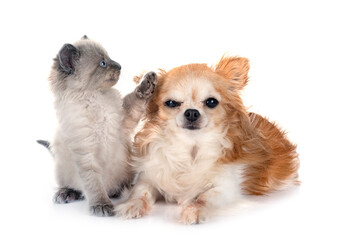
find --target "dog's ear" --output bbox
[215,56,249,90]
[58,44,80,74]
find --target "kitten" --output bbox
[48,36,157,216]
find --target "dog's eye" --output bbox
[100,60,107,68]
[165,100,181,108]
[205,98,219,108]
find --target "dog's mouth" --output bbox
[183,124,201,130]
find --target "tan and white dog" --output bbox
[116,56,299,224]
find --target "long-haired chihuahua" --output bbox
[116,56,299,224]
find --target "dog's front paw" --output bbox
[89,202,114,217]
[135,71,158,100]
[180,203,207,225]
[54,188,84,204]
[115,198,151,219]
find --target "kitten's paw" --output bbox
[54,188,84,204]
[180,203,207,225]
[135,71,158,100]
[115,198,151,219]
[89,202,114,217]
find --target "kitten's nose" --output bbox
[110,60,121,70]
[184,109,200,122]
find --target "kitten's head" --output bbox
[50,36,121,93]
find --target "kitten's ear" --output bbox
[215,56,249,90]
[82,35,88,39]
[58,44,80,74]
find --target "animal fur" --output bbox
[115,56,299,224]
[48,36,157,216]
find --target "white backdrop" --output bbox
[1,0,343,239]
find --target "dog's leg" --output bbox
[115,174,159,219]
[181,165,243,224]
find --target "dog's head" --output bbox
[146,56,249,134]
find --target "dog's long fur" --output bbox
[49,37,157,216]
[115,56,299,224]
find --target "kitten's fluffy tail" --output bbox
[36,140,51,152]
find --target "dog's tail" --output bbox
[37,140,51,152]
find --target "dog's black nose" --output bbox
[110,60,121,70]
[184,109,200,122]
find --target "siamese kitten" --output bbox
[48,36,157,216]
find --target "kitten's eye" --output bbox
[165,100,181,108]
[100,60,107,68]
[205,98,219,108]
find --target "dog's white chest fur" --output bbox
[137,127,233,204]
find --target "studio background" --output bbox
[1,1,343,239]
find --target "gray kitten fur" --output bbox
[48,37,157,216]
